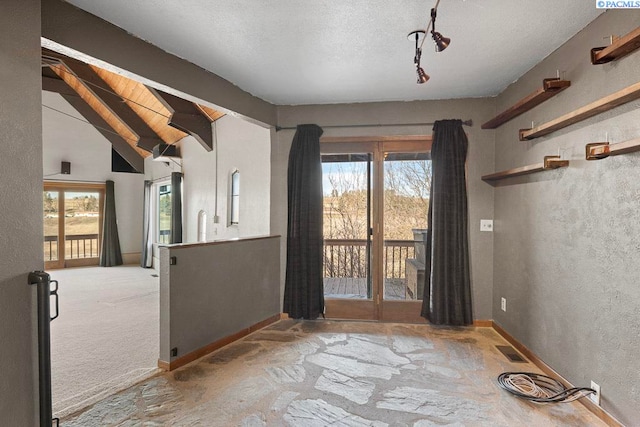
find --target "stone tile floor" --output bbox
[61,320,605,426]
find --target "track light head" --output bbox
[432,31,450,52]
[417,67,430,84]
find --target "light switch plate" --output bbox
[481,219,493,232]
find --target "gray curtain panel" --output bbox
[100,180,123,267]
[421,119,472,325]
[283,124,325,319]
[141,180,153,268]
[170,172,183,244]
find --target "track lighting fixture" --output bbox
[431,32,450,52]
[417,67,430,84]
[408,0,451,84]
[409,30,430,84]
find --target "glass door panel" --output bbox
[44,183,104,268]
[43,191,60,264]
[322,154,372,300]
[158,184,172,244]
[64,191,101,260]
[383,152,431,301]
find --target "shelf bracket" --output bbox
[586,137,640,160]
[586,142,610,160]
[591,27,640,65]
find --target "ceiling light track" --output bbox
[408,0,451,84]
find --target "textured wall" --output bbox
[181,115,271,243]
[0,0,41,424]
[159,237,281,363]
[492,11,640,425]
[273,99,496,319]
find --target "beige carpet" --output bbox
[60,319,604,426]
[49,265,160,418]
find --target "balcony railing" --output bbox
[44,234,100,261]
[323,239,416,279]
[159,229,170,244]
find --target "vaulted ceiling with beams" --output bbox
[42,49,225,172]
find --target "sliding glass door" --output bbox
[321,137,431,322]
[44,182,105,269]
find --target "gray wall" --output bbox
[159,237,281,363]
[492,11,640,425]
[273,100,496,320]
[0,0,41,424]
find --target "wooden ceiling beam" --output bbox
[148,86,214,151]
[41,66,145,172]
[42,75,77,96]
[43,49,163,153]
[63,95,145,173]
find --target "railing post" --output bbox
[28,271,59,426]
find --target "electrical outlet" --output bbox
[480,219,493,232]
[501,297,507,312]
[590,381,601,405]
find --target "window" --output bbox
[230,170,240,225]
[158,184,171,243]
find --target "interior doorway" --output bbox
[321,136,431,322]
[43,182,105,269]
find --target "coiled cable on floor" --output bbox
[497,372,595,403]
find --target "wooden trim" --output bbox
[44,181,106,190]
[520,81,640,141]
[158,313,281,371]
[492,322,623,427]
[481,78,571,129]
[380,301,427,323]
[591,27,640,65]
[325,299,375,320]
[157,359,170,371]
[482,156,569,182]
[472,319,493,327]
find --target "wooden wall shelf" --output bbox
[586,137,640,160]
[519,81,640,141]
[482,156,569,182]
[481,78,571,129]
[591,27,640,65]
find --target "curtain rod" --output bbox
[43,179,106,184]
[275,119,472,132]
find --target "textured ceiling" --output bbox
[64,0,603,105]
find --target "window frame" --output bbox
[229,169,240,226]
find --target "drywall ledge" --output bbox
[158,236,281,365]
